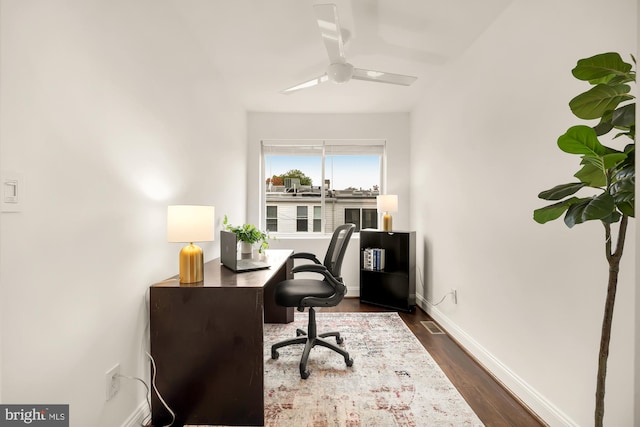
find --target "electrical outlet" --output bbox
[105,364,120,401]
[452,289,458,304]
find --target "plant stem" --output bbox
[595,215,628,427]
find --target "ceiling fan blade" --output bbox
[281,74,329,94]
[352,68,417,86]
[313,4,346,64]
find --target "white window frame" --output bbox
[260,139,387,235]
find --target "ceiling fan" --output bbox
[281,3,418,94]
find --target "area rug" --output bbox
[263,312,484,426]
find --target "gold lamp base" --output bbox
[382,213,393,231]
[179,243,204,284]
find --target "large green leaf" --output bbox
[610,162,635,217]
[601,211,622,224]
[611,103,635,127]
[564,193,615,228]
[593,119,614,136]
[569,84,632,120]
[617,202,634,217]
[580,152,627,171]
[533,198,579,224]
[603,152,628,168]
[558,125,607,155]
[538,182,586,200]
[574,164,606,187]
[580,155,604,171]
[571,52,633,81]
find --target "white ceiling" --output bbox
[169,0,512,113]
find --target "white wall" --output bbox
[0,1,247,426]
[410,0,636,426]
[247,113,411,295]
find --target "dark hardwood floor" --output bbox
[322,298,547,427]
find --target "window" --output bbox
[313,206,322,232]
[362,208,378,229]
[262,140,385,234]
[266,206,278,232]
[344,208,361,231]
[296,206,308,232]
[344,208,378,232]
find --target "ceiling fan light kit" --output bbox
[281,3,417,94]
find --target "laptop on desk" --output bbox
[220,230,271,273]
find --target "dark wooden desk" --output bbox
[149,249,294,427]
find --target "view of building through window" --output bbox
[262,142,384,233]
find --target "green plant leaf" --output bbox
[571,52,633,81]
[602,74,636,85]
[613,130,634,139]
[579,153,625,171]
[603,152,627,169]
[593,120,614,136]
[533,198,580,224]
[538,183,586,200]
[558,125,607,156]
[580,154,604,170]
[574,163,606,187]
[611,103,635,127]
[564,193,615,228]
[569,84,632,120]
[617,202,634,217]
[601,211,622,224]
[610,161,635,217]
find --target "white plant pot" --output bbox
[240,241,253,254]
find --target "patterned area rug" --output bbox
[263,312,484,426]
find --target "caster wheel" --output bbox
[300,369,310,379]
[296,329,305,336]
[336,336,344,345]
[271,350,279,360]
[346,358,354,367]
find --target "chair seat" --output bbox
[274,279,335,307]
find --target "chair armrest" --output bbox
[292,263,328,275]
[290,252,322,264]
[292,264,343,289]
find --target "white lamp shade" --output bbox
[377,195,398,213]
[167,205,215,243]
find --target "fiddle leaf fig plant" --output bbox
[533,52,634,427]
[223,215,271,253]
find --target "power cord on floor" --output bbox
[426,289,456,306]
[417,265,457,306]
[115,373,151,426]
[146,351,176,427]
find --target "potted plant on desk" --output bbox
[223,215,271,254]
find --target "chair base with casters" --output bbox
[271,306,354,379]
[269,223,356,379]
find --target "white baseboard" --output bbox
[121,400,150,427]
[416,294,577,427]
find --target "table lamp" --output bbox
[167,205,215,284]
[377,195,398,232]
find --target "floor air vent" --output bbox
[421,320,445,335]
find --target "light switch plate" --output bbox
[1,171,24,212]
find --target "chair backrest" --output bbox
[323,224,355,279]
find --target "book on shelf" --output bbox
[362,248,385,271]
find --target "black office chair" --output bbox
[270,223,356,379]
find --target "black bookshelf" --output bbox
[359,230,416,312]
